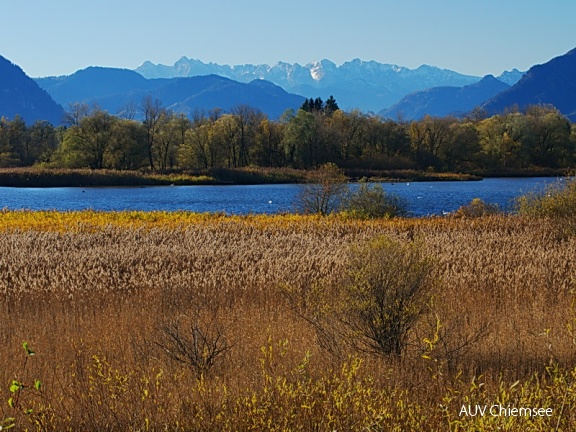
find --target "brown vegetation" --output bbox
[1,213,576,430]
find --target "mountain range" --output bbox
[35,68,305,120]
[136,57,523,112]
[1,49,576,126]
[380,49,576,121]
[482,47,576,120]
[380,75,511,120]
[0,55,64,125]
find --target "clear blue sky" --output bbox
[1,0,575,78]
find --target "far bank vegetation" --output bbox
[0,98,574,179]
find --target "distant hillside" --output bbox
[482,48,576,121]
[136,57,491,112]
[36,67,153,105]
[380,75,510,120]
[35,68,305,119]
[0,55,64,124]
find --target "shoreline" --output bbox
[0,167,568,188]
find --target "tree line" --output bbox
[0,96,575,173]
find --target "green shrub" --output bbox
[342,183,408,219]
[453,198,500,218]
[340,236,435,356]
[515,178,576,218]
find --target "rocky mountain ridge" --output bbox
[136,57,522,112]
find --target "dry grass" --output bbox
[1,212,576,430]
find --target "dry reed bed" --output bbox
[0,212,575,430]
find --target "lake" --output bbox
[0,177,561,217]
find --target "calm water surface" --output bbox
[0,177,561,217]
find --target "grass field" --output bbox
[1,211,575,430]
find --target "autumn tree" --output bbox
[107,120,147,170]
[293,162,347,215]
[524,105,572,167]
[6,115,29,166]
[231,105,264,167]
[253,118,285,167]
[0,116,21,166]
[439,122,481,171]
[477,113,527,169]
[328,109,363,161]
[282,109,330,168]
[214,114,239,168]
[181,110,225,170]
[421,115,455,169]
[141,96,168,170]
[58,106,117,169]
[408,120,427,167]
[154,113,183,170]
[28,120,58,165]
[367,117,410,160]
[63,102,90,127]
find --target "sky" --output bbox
[1,0,575,78]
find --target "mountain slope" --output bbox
[482,48,576,120]
[36,67,154,105]
[35,68,305,119]
[380,75,510,120]
[0,55,64,124]
[135,57,484,112]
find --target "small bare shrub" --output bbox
[155,313,232,377]
[281,280,346,360]
[293,163,347,215]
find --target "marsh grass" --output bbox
[515,178,576,218]
[0,166,310,187]
[0,212,575,430]
[0,167,219,187]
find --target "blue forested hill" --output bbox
[482,48,576,121]
[0,55,64,124]
[35,68,305,119]
[380,75,510,120]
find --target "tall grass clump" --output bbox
[515,178,576,238]
[341,183,408,219]
[516,178,576,218]
[452,198,500,218]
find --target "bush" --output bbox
[339,236,435,356]
[452,198,500,218]
[515,178,576,218]
[293,163,347,215]
[342,183,408,219]
[155,313,232,377]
